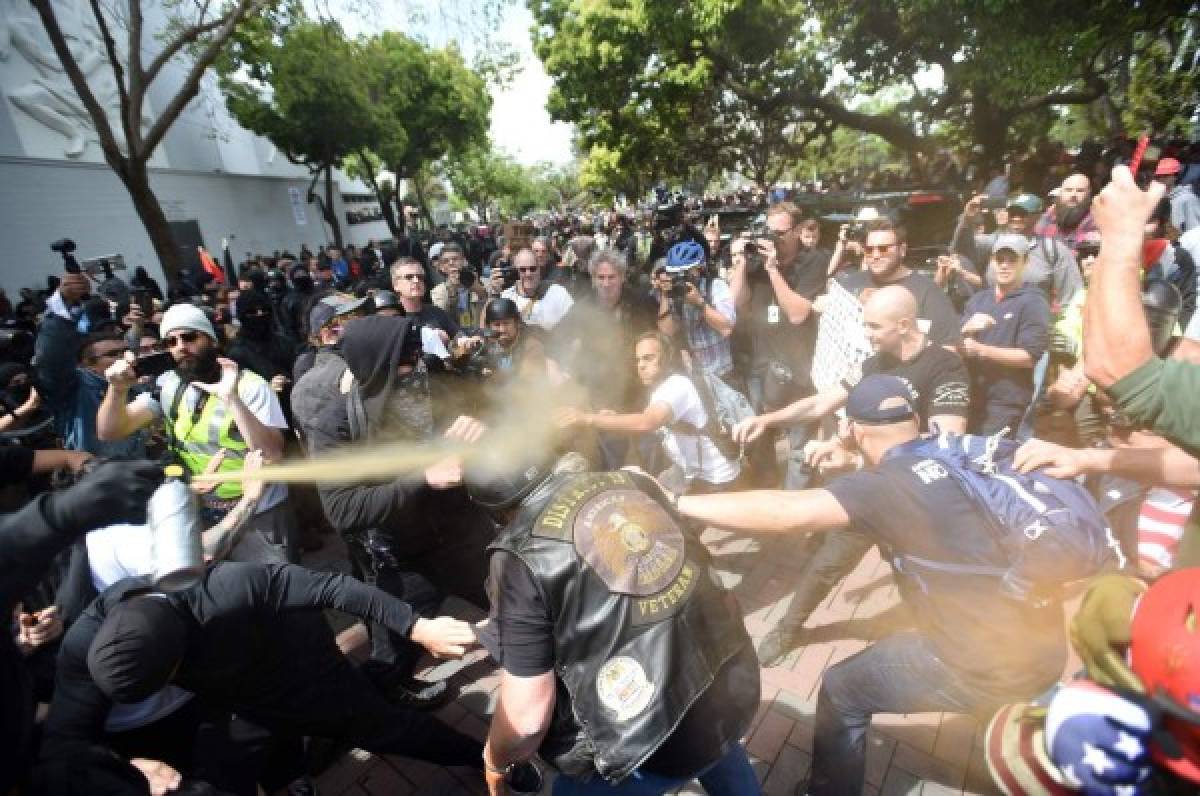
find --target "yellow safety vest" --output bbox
[161,371,264,500]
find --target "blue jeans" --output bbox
[551,742,760,795]
[809,633,990,795]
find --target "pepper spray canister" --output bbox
[148,465,205,591]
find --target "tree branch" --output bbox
[141,0,270,159]
[142,12,229,91]
[87,0,133,147]
[127,0,145,148]
[29,0,126,167]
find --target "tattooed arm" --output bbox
[199,450,267,562]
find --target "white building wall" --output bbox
[0,1,390,295]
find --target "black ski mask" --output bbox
[236,291,274,341]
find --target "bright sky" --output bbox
[329,0,575,167]
[487,5,576,167]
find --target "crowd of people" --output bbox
[1,137,1200,796]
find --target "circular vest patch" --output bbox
[573,488,685,596]
[596,656,655,722]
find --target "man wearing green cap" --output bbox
[954,191,1083,310]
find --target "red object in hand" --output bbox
[1142,239,1168,271]
[1130,135,1150,176]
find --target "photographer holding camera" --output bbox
[656,240,736,379]
[729,202,829,488]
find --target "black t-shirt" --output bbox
[846,342,970,431]
[488,547,757,779]
[825,453,1065,699]
[837,269,962,346]
[744,250,829,381]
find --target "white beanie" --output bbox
[160,303,217,341]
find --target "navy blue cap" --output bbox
[846,374,917,425]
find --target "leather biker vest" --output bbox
[489,470,753,783]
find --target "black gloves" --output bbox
[45,460,163,535]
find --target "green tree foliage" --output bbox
[356,33,492,237]
[530,0,1197,186]
[220,19,373,247]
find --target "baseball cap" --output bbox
[992,234,1030,256]
[160,302,217,341]
[1155,157,1183,177]
[845,374,917,425]
[308,294,368,332]
[1006,194,1044,215]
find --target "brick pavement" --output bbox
[313,529,1010,796]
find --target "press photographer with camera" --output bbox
[655,240,737,380]
[729,202,829,488]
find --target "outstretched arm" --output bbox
[677,488,850,535]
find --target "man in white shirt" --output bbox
[96,303,294,563]
[501,248,574,331]
[556,332,741,493]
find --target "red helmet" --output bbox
[1130,568,1200,783]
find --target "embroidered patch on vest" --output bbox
[631,560,699,626]
[596,656,655,722]
[573,488,685,596]
[532,472,629,541]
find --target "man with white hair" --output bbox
[96,303,295,563]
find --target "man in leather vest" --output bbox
[467,448,761,795]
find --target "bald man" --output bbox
[743,285,972,666]
[1035,172,1098,252]
[733,285,970,448]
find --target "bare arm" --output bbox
[1084,166,1166,389]
[773,386,849,426]
[1015,437,1200,488]
[965,341,1036,369]
[572,401,674,435]
[728,245,750,309]
[484,670,556,784]
[677,488,850,535]
[96,378,156,441]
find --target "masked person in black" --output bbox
[279,264,314,344]
[298,315,495,709]
[469,448,761,795]
[0,460,162,794]
[37,562,483,795]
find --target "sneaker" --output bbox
[756,627,802,667]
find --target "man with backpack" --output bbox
[742,285,973,666]
[674,374,1118,795]
[556,331,743,494]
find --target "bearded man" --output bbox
[1034,173,1098,254]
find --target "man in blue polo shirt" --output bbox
[959,233,1050,435]
[674,375,1066,795]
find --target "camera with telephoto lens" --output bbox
[51,238,81,273]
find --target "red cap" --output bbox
[1156,157,1183,176]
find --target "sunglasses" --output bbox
[517,266,540,274]
[163,330,202,349]
[396,273,425,282]
[864,243,898,255]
